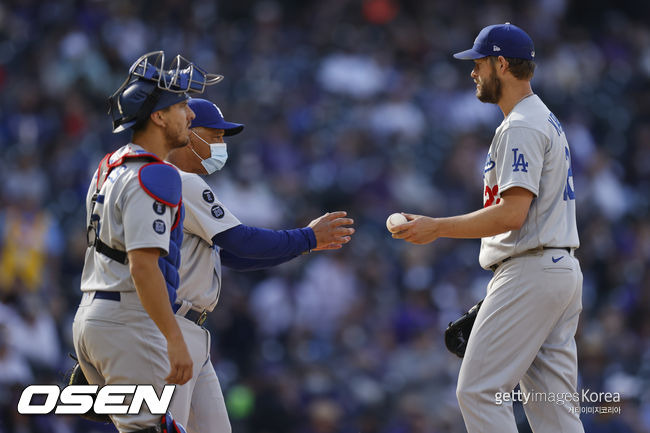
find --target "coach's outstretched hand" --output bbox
[308,211,355,251]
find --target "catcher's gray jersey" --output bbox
[175,170,240,311]
[479,94,579,269]
[80,144,176,293]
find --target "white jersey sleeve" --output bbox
[175,170,241,311]
[121,177,174,254]
[181,171,240,243]
[493,126,546,197]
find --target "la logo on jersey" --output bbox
[511,148,528,172]
[17,384,175,415]
[484,153,495,173]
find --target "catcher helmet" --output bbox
[109,51,223,133]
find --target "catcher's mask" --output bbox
[108,51,223,133]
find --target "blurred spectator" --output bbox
[294,255,359,336]
[6,294,61,371]
[0,160,63,296]
[0,324,32,386]
[302,399,345,433]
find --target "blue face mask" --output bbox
[190,131,228,174]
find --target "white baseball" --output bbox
[386,213,408,233]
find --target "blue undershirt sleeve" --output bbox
[211,224,317,259]
[220,249,299,271]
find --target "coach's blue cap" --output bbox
[453,23,535,61]
[189,98,244,136]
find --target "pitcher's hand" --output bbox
[390,213,441,245]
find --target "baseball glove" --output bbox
[65,355,111,424]
[444,300,483,358]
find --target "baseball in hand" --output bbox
[386,213,408,233]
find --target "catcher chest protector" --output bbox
[86,148,184,306]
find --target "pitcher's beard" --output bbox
[477,62,502,104]
[477,74,502,104]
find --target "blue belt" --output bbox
[183,309,208,326]
[92,291,207,325]
[94,291,121,301]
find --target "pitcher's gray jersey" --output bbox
[479,95,579,270]
[80,144,176,293]
[459,95,585,433]
[175,170,240,311]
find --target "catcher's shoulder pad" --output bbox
[138,162,182,207]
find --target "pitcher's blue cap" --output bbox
[189,98,244,136]
[453,23,535,61]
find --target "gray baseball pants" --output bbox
[72,292,230,432]
[457,248,585,433]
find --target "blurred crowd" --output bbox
[0,0,649,432]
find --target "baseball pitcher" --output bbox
[391,23,584,433]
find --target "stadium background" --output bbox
[0,0,649,432]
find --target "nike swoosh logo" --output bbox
[552,256,564,263]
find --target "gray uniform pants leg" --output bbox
[186,360,231,433]
[73,293,169,433]
[169,319,231,433]
[456,251,584,433]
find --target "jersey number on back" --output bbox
[548,112,575,202]
[564,146,575,201]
